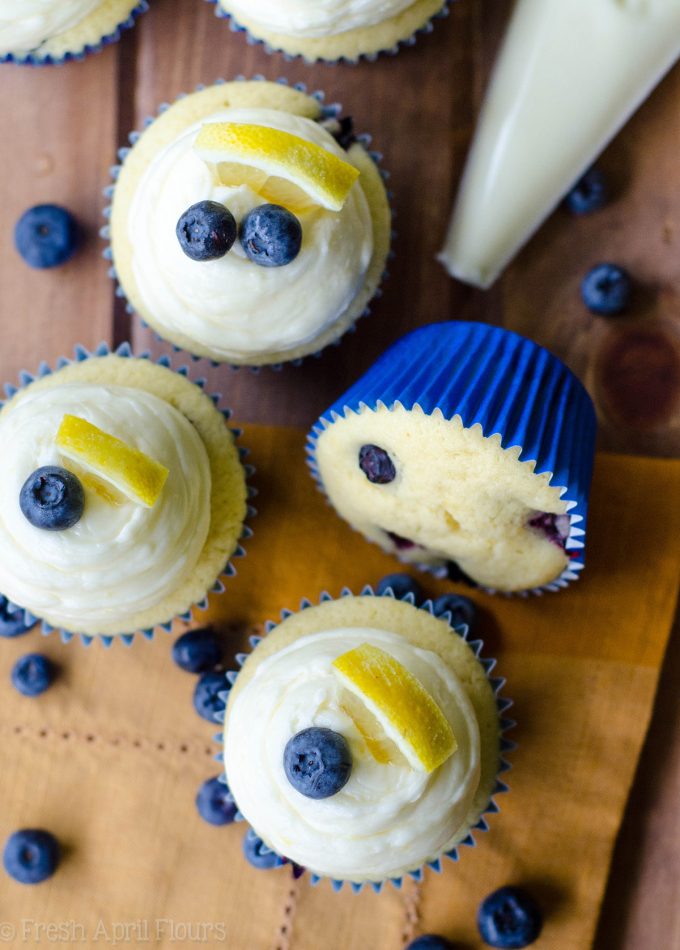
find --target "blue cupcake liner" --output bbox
[206,0,451,65]
[102,75,394,371]
[306,322,597,595]
[211,585,514,892]
[0,1,148,66]
[0,340,256,646]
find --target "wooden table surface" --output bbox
[0,1,679,947]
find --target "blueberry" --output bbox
[432,594,476,629]
[176,200,237,261]
[446,560,479,589]
[239,204,302,268]
[14,204,80,269]
[581,263,632,316]
[565,167,608,215]
[0,596,33,638]
[3,829,60,884]
[193,670,227,722]
[172,628,222,674]
[359,444,396,484]
[284,727,352,799]
[195,776,237,826]
[477,886,543,948]
[376,573,422,601]
[528,512,570,550]
[243,829,280,870]
[19,466,84,531]
[406,937,456,950]
[387,531,419,551]
[11,654,55,697]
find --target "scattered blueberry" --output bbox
[196,776,237,826]
[528,512,570,550]
[239,204,302,268]
[193,671,228,722]
[405,937,455,950]
[0,596,33,638]
[14,204,80,270]
[446,560,479,589]
[243,829,280,870]
[284,727,352,800]
[359,444,396,484]
[3,829,60,884]
[172,628,222,674]
[565,167,608,215]
[176,200,237,261]
[11,654,55,697]
[477,886,543,949]
[376,573,422,601]
[432,594,476,630]
[19,466,84,531]
[581,263,632,316]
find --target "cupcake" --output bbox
[307,322,596,593]
[210,0,448,63]
[222,590,508,886]
[0,0,148,65]
[108,79,391,366]
[0,345,249,642]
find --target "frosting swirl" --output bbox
[0,0,99,55]
[223,0,416,38]
[0,383,211,631]
[225,627,481,880]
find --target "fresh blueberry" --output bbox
[193,670,228,722]
[0,596,33,638]
[405,937,455,950]
[477,886,543,948]
[284,727,352,799]
[3,829,60,884]
[172,628,222,674]
[432,594,476,630]
[446,560,479,589]
[195,776,237,826]
[14,204,80,270]
[376,573,422,601]
[243,829,280,870]
[359,444,396,484]
[565,167,608,215]
[239,204,302,268]
[11,654,55,697]
[19,466,84,531]
[581,263,632,316]
[176,200,237,261]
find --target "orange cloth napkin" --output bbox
[0,425,678,950]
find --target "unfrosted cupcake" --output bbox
[0,346,249,642]
[108,79,391,366]
[210,0,448,63]
[307,322,597,593]
[222,591,507,886]
[0,0,148,64]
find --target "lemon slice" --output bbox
[332,643,457,773]
[56,415,169,509]
[194,122,360,212]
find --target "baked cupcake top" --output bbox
[0,0,99,55]
[223,0,417,38]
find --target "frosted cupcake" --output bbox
[0,0,147,64]
[108,80,391,366]
[210,0,448,63]
[307,322,596,593]
[222,591,507,886]
[0,347,249,642]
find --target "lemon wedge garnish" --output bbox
[332,643,457,773]
[56,415,169,509]
[194,122,360,212]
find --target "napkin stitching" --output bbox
[273,878,300,950]
[8,724,216,757]
[401,878,422,946]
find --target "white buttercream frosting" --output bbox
[225,627,481,880]
[222,0,415,37]
[0,383,211,631]
[0,0,100,55]
[128,107,373,362]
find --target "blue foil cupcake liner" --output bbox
[0,1,148,66]
[211,585,514,892]
[102,75,394,371]
[306,322,597,595]
[0,341,256,646]
[206,0,451,65]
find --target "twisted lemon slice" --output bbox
[56,415,169,509]
[194,122,360,213]
[332,643,457,773]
